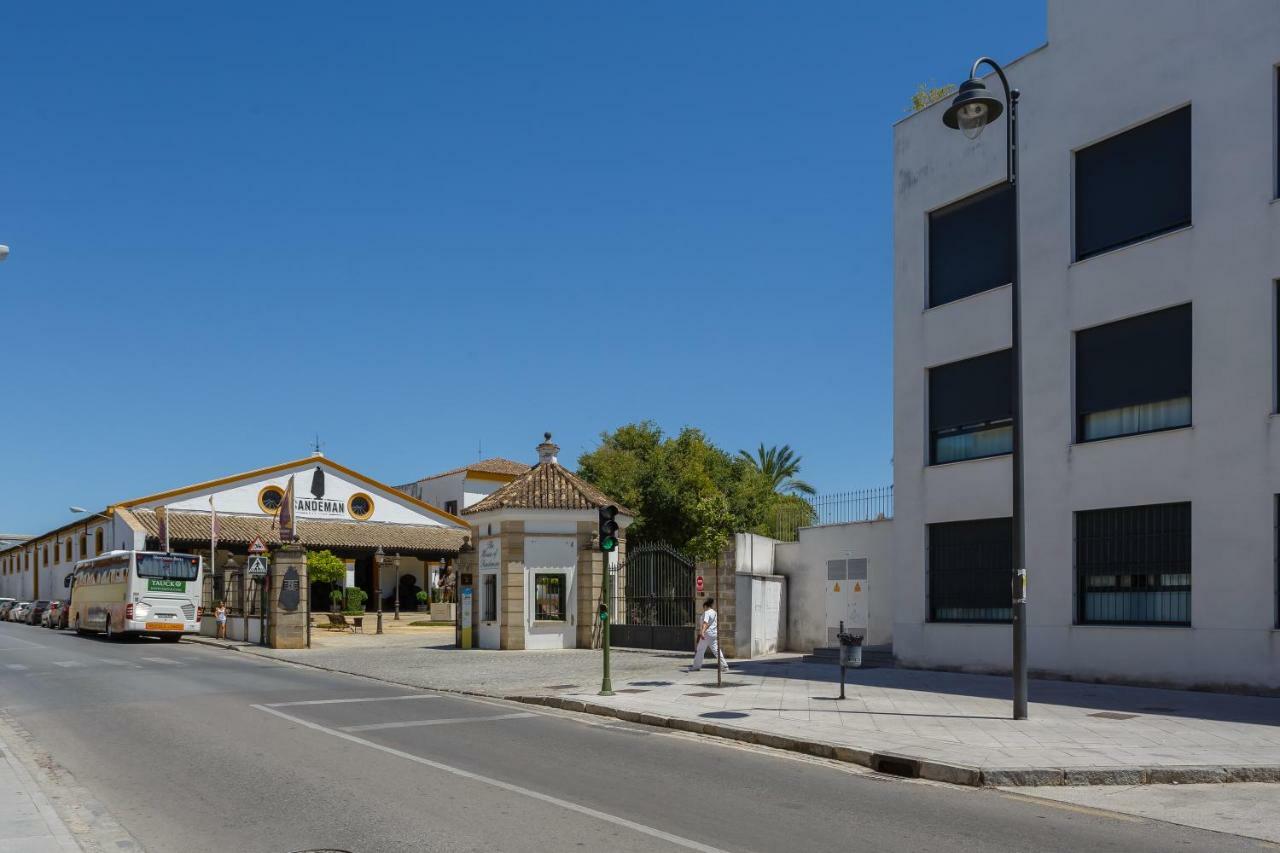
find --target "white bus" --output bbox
[69,550,203,641]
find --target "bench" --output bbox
[323,613,365,633]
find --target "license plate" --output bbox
[144,622,183,631]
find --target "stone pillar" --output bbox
[576,521,602,648]
[499,521,525,650]
[454,538,477,648]
[269,545,308,649]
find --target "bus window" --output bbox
[136,554,199,581]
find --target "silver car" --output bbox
[8,602,31,622]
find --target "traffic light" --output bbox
[598,505,619,552]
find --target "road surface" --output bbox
[0,621,1268,852]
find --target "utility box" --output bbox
[824,557,869,644]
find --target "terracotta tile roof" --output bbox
[462,461,632,515]
[132,510,466,554]
[406,457,530,484]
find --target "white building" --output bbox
[395,458,529,516]
[893,0,1280,689]
[0,454,467,607]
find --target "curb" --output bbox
[506,694,1280,788]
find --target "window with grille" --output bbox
[1075,106,1191,260]
[532,573,565,622]
[1076,304,1191,442]
[1075,502,1191,626]
[482,573,497,622]
[928,183,1014,307]
[929,350,1013,464]
[928,518,1012,622]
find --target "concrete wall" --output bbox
[893,0,1280,688]
[773,520,894,652]
[735,573,787,658]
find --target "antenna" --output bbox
[311,434,325,457]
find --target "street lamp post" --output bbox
[374,546,385,635]
[942,57,1028,721]
[393,553,401,621]
[69,507,114,551]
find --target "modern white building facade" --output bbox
[893,0,1280,689]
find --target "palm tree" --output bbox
[738,443,816,496]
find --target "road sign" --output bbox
[248,536,268,555]
[696,575,704,593]
[246,555,268,577]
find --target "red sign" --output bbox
[248,536,268,555]
[695,575,704,592]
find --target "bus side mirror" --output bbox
[64,575,72,588]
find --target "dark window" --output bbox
[445,500,459,515]
[1076,304,1191,441]
[1076,502,1190,625]
[929,349,1013,464]
[532,573,566,621]
[928,184,1014,307]
[482,573,497,622]
[1075,106,1191,260]
[928,518,1012,622]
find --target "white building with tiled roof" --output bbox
[0,453,467,608]
[394,457,529,516]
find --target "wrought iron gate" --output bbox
[610,541,697,651]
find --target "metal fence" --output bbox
[768,486,893,542]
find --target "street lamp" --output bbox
[374,546,385,635]
[70,506,114,552]
[392,553,401,621]
[942,56,1028,721]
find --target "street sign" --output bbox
[696,575,704,593]
[248,536,268,555]
[246,555,268,577]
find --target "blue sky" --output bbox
[0,2,1044,534]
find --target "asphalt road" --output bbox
[0,621,1269,853]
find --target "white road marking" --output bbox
[265,694,439,708]
[140,657,183,666]
[98,659,130,666]
[0,633,47,649]
[341,712,536,732]
[4,664,27,671]
[253,704,731,853]
[52,661,83,668]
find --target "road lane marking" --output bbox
[265,694,439,708]
[999,792,1143,822]
[0,634,47,649]
[253,704,730,853]
[52,661,84,668]
[4,664,27,671]
[341,712,536,732]
[98,659,129,666]
[140,657,183,666]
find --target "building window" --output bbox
[929,350,1013,464]
[348,493,375,521]
[444,500,459,516]
[532,573,566,621]
[928,518,1012,622]
[258,485,285,514]
[1075,106,1191,261]
[1076,304,1191,442]
[482,573,497,622]
[94,528,104,555]
[928,183,1014,307]
[1076,502,1191,625]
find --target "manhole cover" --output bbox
[685,691,722,698]
[1088,711,1138,720]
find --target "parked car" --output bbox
[8,602,31,622]
[0,600,16,620]
[54,601,70,630]
[42,601,66,628]
[26,600,52,626]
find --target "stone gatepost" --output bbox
[269,545,308,649]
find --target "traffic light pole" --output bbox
[599,548,614,696]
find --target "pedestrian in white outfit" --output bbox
[691,598,728,672]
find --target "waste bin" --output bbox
[837,631,863,668]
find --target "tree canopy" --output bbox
[907,82,957,114]
[738,443,815,495]
[576,422,815,553]
[305,549,346,586]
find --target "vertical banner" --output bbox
[156,506,170,553]
[209,496,219,577]
[278,475,297,542]
[460,586,473,649]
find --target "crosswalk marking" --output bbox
[98,658,130,666]
[140,657,183,666]
[52,661,83,668]
[340,712,537,732]
[4,664,27,671]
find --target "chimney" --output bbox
[536,432,559,465]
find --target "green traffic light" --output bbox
[601,535,617,552]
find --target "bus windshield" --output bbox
[136,554,199,581]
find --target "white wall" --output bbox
[893,0,1280,688]
[735,574,786,658]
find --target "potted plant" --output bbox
[343,587,368,614]
[329,589,344,612]
[415,590,429,613]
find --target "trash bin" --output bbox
[837,631,863,668]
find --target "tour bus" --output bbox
[68,550,203,640]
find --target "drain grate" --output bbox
[1088,711,1138,720]
[686,691,722,698]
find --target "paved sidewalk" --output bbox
[184,633,1280,787]
[0,716,81,852]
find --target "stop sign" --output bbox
[696,575,704,592]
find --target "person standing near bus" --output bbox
[214,600,227,639]
[690,598,728,672]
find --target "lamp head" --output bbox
[942,77,1004,139]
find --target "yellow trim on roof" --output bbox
[117,456,469,528]
[465,470,520,483]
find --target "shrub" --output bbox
[415,590,429,604]
[343,587,368,614]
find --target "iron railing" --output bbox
[768,486,893,542]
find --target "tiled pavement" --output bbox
[186,631,1280,786]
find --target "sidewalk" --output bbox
[183,633,1280,787]
[0,715,81,852]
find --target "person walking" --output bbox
[690,598,728,672]
[214,600,227,640]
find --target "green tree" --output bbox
[306,550,346,612]
[907,82,957,114]
[737,444,816,496]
